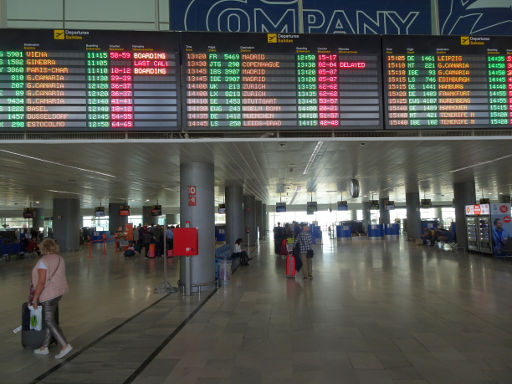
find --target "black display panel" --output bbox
[383,35,512,130]
[182,32,383,131]
[0,29,180,132]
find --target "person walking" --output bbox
[31,238,73,359]
[294,225,314,280]
[166,225,174,252]
[142,226,153,258]
[154,225,163,257]
[132,225,140,251]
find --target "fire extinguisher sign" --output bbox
[188,185,197,206]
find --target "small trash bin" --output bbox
[219,259,232,285]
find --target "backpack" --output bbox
[240,251,249,266]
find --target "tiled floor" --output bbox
[0,243,182,383]
[134,238,512,384]
[3,237,512,383]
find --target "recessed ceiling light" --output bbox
[35,201,40,204]
[145,199,150,202]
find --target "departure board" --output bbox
[383,35,512,129]
[182,32,382,131]
[0,29,179,131]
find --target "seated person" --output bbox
[124,241,137,257]
[233,238,249,266]
[421,227,434,245]
[433,227,455,243]
[26,238,40,256]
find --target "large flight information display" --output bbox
[383,35,512,129]
[182,32,382,131]
[3,29,512,134]
[0,29,179,131]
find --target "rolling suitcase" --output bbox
[286,253,295,278]
[21,302,59,348]
[147,243,156,258]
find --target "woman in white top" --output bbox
[233,238,249,266]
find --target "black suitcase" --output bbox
[21,302,59,348]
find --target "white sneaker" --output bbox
[55,344,73,359]
[33,347,49,355]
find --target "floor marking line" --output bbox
[29,292,172,384]
[123,287,218,384]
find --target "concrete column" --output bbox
[53,198,80,252]
[262,203,267,238]
[180,162,215,290]
[350,210,357,221]
[142,206,158,226]
[362,202,371,233]
[225,183,244,250]
[255,200,263,239]
[166,213,179,225]
[434,207,443,221]
[109,203,128,234]
[454,180,476,250]
[32,208,44,230]
[243,195,257,246]
[379,197,390,225]
[406,192,422,240]
[499,194,510,203]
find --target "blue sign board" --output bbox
[440,0,512,36]
[171,0,431,34]
[302,0,430,34]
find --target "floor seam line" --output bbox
[122,287,218,384]
[29,292,172,384]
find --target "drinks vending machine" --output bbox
[465,203,512,256]
[465,204,491,254]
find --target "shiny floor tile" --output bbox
[2,237,512,383]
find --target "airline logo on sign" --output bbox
[175,0,430,34]
[441,0,512,36]
[465,204,490,215]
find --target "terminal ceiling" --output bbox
[0,138,512,211]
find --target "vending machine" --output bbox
[477,215,492,254]
[466,215,479,252]
[465,204,491,254]
[465,203,512,256]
